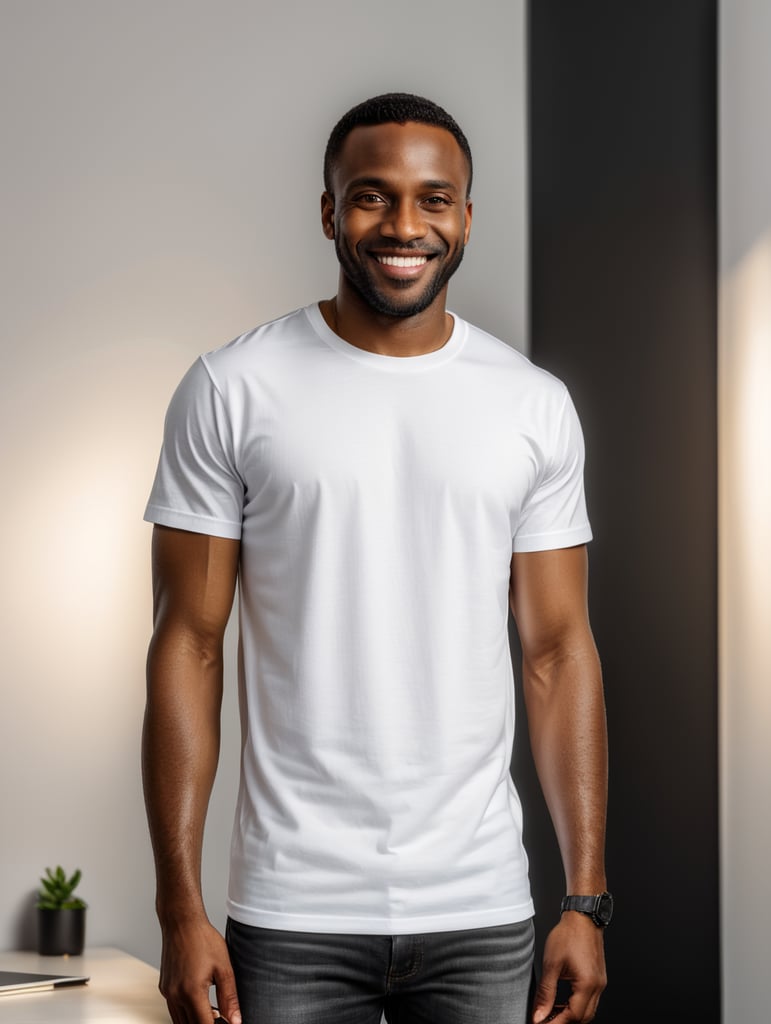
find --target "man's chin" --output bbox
[368,297,437,319]
[352,279,444,319]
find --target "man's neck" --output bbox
[320,282,454,358]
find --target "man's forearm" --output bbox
[142,629,224,923]
[523,638,607,893]
[142,623,243,1024]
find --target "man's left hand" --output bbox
[531,913,607,1023]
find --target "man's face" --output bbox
[322,122,472,318]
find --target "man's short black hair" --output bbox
[324,92,473,197]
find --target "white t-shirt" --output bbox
[145,303,592,935]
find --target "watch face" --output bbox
[595,892,613,926]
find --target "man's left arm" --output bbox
[509,545,608,1024]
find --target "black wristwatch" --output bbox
[560,891,614,928]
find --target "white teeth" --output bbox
[376,255,428,267]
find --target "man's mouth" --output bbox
[374,254,430,268]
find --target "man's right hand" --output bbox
[159,917,242,1024]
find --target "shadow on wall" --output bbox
[10,893,37,952]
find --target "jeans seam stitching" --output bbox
[387,940,423,984]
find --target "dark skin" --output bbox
[143,527,241,1024]
[510,546,608,1023]
[143,121,608,1024]
[319,122,472,355]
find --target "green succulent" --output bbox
[36,866,87,911]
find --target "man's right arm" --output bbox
[142,524,242,1024]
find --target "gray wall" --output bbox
[0,1,527,966]
[719,2,771,1020]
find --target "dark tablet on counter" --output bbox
[0,970,89,995]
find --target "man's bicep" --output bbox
[509,545,592,663]
[150,524,240,641]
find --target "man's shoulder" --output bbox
[203,305,316,371]
[457,315,568,397]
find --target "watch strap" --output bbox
[561,891,613,927]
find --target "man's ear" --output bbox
[321,192,335,239]
[463,199,473,246]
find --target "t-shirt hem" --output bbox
[144,504,242,540]
[512,523,592,554]
[225,898,535,935]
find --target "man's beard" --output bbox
[334,238,465,318]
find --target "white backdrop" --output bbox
[0,0,526,965]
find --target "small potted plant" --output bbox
[36,866,87,956]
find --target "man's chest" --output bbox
[229,365,545,531]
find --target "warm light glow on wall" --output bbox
[720,235,771,695]
[719,231,771,1007]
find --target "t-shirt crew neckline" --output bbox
[305,302,466,372]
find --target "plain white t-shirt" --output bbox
[145,303,592,934]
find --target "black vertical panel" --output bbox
[520,2,719,1020]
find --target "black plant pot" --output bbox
[37,908,86,956]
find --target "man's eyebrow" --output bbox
[421,179,459,192]
[344,176,460,193]
[344,176,390,192]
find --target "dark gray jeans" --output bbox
[226,917,535,1024]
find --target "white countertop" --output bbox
[0,946,169,1022]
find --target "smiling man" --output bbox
[323,118,470,327]
[142,93,609,1024]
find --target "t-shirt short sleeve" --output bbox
[512,387,592,553]
[144,357,244,539]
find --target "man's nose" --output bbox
[380,200,427,242]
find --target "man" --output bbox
[142,93,609,1024]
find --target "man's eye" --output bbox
[424,196,451,206]
[356,193,385,204]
